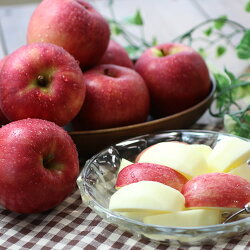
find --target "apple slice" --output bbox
[109,181,185,212]
[182,173,250,209]
[118,211,161,222]
[207,137,250,172]
[118,158,133,173]
[136,141,213,178]
[115,163,188,191]
[228,162,250,182]
[143,209,221,227]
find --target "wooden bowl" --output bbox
[69,80,215,158]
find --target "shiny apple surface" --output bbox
[77,130,250,246]
[70,80,215,158]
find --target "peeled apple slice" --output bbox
[137,142,213,178]
[228,162,250,182]
[118,211,161,222]
[143,209,221,227]
[109,181,185,212]
[207,137,250,172]
[118,158,133,173]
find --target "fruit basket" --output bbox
[77,130,250,246]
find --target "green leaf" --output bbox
[152,36,158,46]
[125,45,140,57]
[203,27,213,36]
[216,46,226,57]
[245,1,250,12]
[236,30,250,59]
[198,48,207,58]
[224,68,236,82]
[213,15,227,30]
[125,10,144,25]
[110,23,122,35]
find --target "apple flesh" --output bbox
[109,181,185,212]
[115,163,188,192]
[135,43,211,117]
[0,118,79,214]
[118,158,133,173]
[207,137,250,172]
[228,162,250,182]
[97,40,134,68]
[0,43,86,126]
[136,141,213,179]
[182,172,250,209]
[144,209,221,227]
[73,64,150,130]
[27,0,110,68]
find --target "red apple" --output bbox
[135,43,211,118]
[73,64,150,130]
[0,118,79,214]
[115,163,188,192]
[27,0,110,68]
[97,40,134,68]
[0,43,85,126]
[0,56,9,125]
[182,173,250,209]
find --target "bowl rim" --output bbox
[70,79,216,135]
[79,129,250,233]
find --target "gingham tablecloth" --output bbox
[0,123,249,250]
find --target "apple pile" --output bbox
[109,137,250,227]
[0,0,212,214]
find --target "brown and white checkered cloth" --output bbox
[0,124,249,249]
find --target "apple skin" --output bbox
[182,172,250,209]
[0,43,86,126]
[0,118,79,214]
[27,0,110,68]
[73,64,150,130]
[115,163,188,192]
[97,40,134,68]
[134,43,211,117]
[0,57,9,125]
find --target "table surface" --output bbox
[0,1,249,249]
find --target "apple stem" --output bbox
[37,75,48,88]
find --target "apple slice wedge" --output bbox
[228,162,250,182]
[115,163,188,191]
[136,141,213,178]
[109,181,185,212]
[182,172,250,209]
[207,137,250,172]
[143,209,221,227]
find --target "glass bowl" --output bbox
[77,130,250,246]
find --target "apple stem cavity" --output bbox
[103,68,116,78]
[43,154,63,171]
[37,75,50,88]
[151,48,165,57]
[151,47,184,58]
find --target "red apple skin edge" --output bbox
[115,163,188,192]
[0,118,79,214]
[0,57,10,125]
[97,40,134,69]
[182,172,250,209]
[0,43,86,126]
[27,0,110,68]
[73,64,150,130]
[135,43,211,118]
